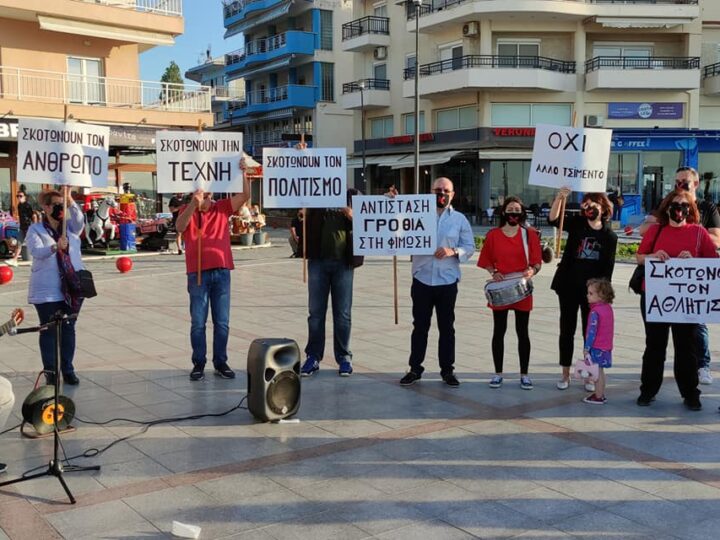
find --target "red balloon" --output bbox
[116,257,133,273]
[0,265,13,285]
[624,226,634,235]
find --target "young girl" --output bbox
[582,278,615,404]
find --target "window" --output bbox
[497,41,540,68]
[593,44,653,68]
[373,2,387,17]
[319,62,334,101]
[406,54,416,70]
[491,103,572,127]
[436,105,477,131]
[403,112,426,135]
[68,56,104,105]
[439,43,463,70]
[319,10,333,50]
[373,63,387,80]
[371,116,393,138]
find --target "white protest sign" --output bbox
[528,124,612,192]
[156,131,244,193]
[17,118,109,187]
[263,147,346,208]
[352,195,437,256]
[644,258,720,323]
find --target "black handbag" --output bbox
[78,269,97,299]
[629,225,663,295]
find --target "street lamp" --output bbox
[359,79,367,193]
[413,0,422,194]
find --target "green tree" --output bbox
[159,61,183,102]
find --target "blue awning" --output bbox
[233,57,291,79]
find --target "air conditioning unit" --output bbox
[462,21,479,37]
[373,46,387,60]
[584,115,605,128]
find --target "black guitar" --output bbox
[0,309,24,337]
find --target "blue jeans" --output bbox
[305,259,353,364]
[187,268,231,368]
[697,324,711,369]
[35,300,82,376]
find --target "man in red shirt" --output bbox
[176,172,255,381]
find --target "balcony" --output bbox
[212,86,246,102]
[341,79,391,110]
[703,63,720,96]
[233,84,317,116]
[405,0,698,32]
[341,16,390,52]
[402,55,576,98]
[585,56,700,91]
[225,31,316,78]
[0,66,211,126]
[72,0,182,16]
[222,0,307,36]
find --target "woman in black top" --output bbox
[549,188,617,390]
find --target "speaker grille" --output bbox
[267,371,300,416]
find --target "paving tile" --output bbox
[44,500,150,539]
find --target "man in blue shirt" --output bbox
[400,177,475,387]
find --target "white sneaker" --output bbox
[584,381,596,393]
[556,379,570,390]
[699,367,713,385]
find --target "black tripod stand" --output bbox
[0,311,99,504]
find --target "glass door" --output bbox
[68,57,105,105]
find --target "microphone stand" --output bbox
[0,311,99,504]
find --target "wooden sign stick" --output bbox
[62,106,70,239]
[196,119,203,286]
[393,255,399,325]
[301,133,308,284]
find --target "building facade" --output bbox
[221,0,356,169]
[0,0,213,215]
[185,55,245,130]
[341,0,720,223]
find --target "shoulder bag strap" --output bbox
[521,226,529,266]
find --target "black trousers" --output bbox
[408,279,457,376]
[557,287,590,367]
[492,309,531,374]
[640,294,700,400]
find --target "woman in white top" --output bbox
[26,188,85,385]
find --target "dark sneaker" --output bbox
[442,373,460,387]
[0,463,6,474]
[400,371,421,386]
[684,397,702,411]
[63,372,80,386]
[636,394,655,406]
[190,365,205,381]
[301,358,320,377]
[489,375,503,389]
[520,375,533,390]
[338,360,353,377]
[214,364,236,379]
[583,393,606,405]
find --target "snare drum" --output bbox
[484,274,533,307]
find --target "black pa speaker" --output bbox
[247,338,301,422]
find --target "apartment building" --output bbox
[221,0,355,168]
[185,55,245,129]
[0,0,213,214]
[342,0,720,222]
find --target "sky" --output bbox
[139,0,243,83]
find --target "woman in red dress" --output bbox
[478,197,542,390]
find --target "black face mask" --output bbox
[50,203,64,221]
[436,193,450,209]
[583,207,600,221]
[668,202,689,224]
[505,212,523,226]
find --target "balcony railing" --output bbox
[585,56,700,72]
[342,79,391,93]
[342,16,390,40]
[226,33,291,66]
[704,63,720,79]
[403,55,575,79]
[223,0,266,18]
[0,66,211,113]
[74,0,183,16]
[407,0,698,19]
[213,86,246,100]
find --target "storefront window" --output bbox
[435,157,480,222]
[607,153,639,195]
[698,153,720,203]
[0,161,9,212]
[488,160,556,209]
[642,151,682,211]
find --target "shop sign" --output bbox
[352,195,436,256]
[529,124,612,192]
[0,120,19,141]
[492,128,536,137]
[387,133,434,144]
[608,103,683,120]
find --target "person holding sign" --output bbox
[549,189,617,391]
[478,197,542,390]
[636,190,718,411]
[175,174,255,382]
[399,178,475,387]
[26,188,86,385]
[300,189,363,378]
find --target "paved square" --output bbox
[0,230,719,539]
